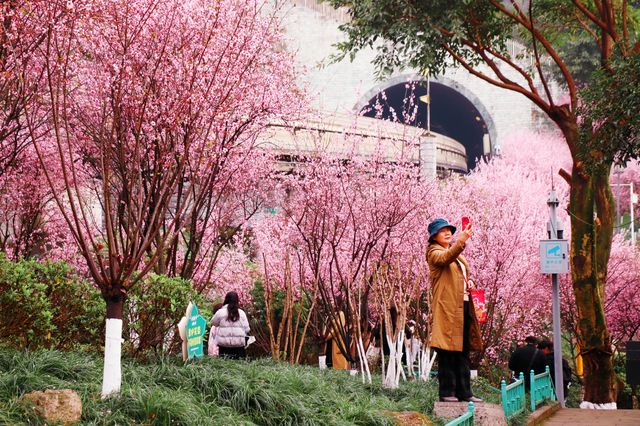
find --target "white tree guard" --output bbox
[419,345,437,381]
[101,318,123,398]
[356,336,372,384]
[382,330,405,389]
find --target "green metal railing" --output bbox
[445,401,475,426]
[501,372,525,419]
[530,366,556,411]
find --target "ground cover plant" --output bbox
[0,346,576,425]
[0,347,456,425]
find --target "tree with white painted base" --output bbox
[373,261,424,389]
[20,0,298,397]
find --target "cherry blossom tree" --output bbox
[0,1,70,258]
[21,0,300,396]
[421,132,567,371]
[371,259,427,388]
[0,142,77,261]
[603,239,640,348]
[254,138,436,379]
[162,150,277,293]
[259,243,319,364]
[0,0,54,178]
[0,147,50,258]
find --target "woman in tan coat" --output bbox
[427,218,483,403]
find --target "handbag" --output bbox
[469,288,487,323]
[456,259,487,323]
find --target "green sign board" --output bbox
[186,303,206,360]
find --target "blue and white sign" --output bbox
[539,239,569,274]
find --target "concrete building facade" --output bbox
[275,1,553,174]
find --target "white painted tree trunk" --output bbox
[404,340,412,378]
[382,331,404,389]
[394,331,405,384]
[380,338,386,379]
[101,318,123,398]
[419,345,437,381]
[355,335,371,384]
[418,346,426,380]
[383,352,397,388]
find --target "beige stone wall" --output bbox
[279,1,560,155]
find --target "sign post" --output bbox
[186,303,206,360]
[540,189,569,407]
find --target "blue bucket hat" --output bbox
[428,218,456,243]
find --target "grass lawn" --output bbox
[1,347,546,425]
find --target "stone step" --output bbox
[434,401,507,426]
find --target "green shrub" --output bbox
[123,273,212,357]
[0,254,104,351]
[0,254,215,356]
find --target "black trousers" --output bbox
[219,346,246,360]
[435,301,472,400]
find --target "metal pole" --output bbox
[631,182,636,247]
[547,190,565,407]
[427,75,431,134]
[616,170,621,233]
[419,74,434,139]
[551,275,565,406]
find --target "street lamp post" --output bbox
[418,74,438,179]
[540,189,569,407]
[427,74,431,135]
[419,73,436,138]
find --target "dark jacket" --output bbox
[372,319,396,356]
[543,353,572,396]
[509,344,546,388]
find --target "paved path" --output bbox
[543,408,640,425]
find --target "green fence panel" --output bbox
[501,372,525,419]
[445,401,475,426]
[530,366,556,412]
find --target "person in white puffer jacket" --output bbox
[211,291,250,359]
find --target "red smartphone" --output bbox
[461,216,471,230]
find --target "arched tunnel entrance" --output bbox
[360,81,491,172]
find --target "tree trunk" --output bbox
[101,287,125,398]
[105,293,124,319]
[564,125,617,405]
